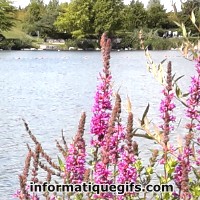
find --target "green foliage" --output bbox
[144,37,183,50]
[147,0,170,29]
[147,0,161,10]
[113,31,141,49]
[179,0,200,34]
[37,0,60,38]
[23,0,45,35]
[122,0,147,31]
[58,156,65,171]
[0,33,5,41]
[0,0,15,32]
[0,37,32,50]
[0,39,14,49]
[93,0,124,35]
[172,0,200,59]
[3,0,199,50]
[54,0,95,39]
[65,38,98,50]
[54,0,124,38]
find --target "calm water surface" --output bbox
[0,50,195,199]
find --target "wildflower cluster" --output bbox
[159,61,176,145]
[14,34,200,200]
[90,33,112,148]
[186,57,200,131]
[65,112,86,184]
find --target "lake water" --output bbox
[0,50,196,199]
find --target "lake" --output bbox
[0,50,195,199]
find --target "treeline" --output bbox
[0,0,200,50]
[21,0,200,38]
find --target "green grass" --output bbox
[2,27,32,40]
[2,19,31,39]
[2,19,44,44]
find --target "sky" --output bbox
[13,0,182,11]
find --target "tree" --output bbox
[146,0,169,29]
[54,0,95,38]
[147,0,161,9]
[122,0,147,31]
[0,0,15,32]
[37,0,60,38]
[23,0,45,36]
[93,0,124,36]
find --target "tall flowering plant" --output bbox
[186,57,200,131]
[173,57,200,199]
[90,34,113,193]
[90,33,112,150]
[117,112,138,200]
[91,34,126,199]
[158,62,176,186]
[65,112,86,184]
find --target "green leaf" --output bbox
[160,58,167,64]
[182,23,187,37]
[172,73,176,82]
[141,103,150,126]
[131,128,141,135]
[193,167,200,180]
[180,99,188,107]
[163,193,171,199]
[134,160,143,171]
[146,166,153,175]
[182,93,189,97]
[175,85,183,98]
[173,21,181,28]
[190,10,196,25]
[58,156,65,171]
[174,75,184,83]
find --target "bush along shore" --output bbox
[1,31,195,51]
[13,33,200,200]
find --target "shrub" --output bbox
[0,37,33,50]
[113,31,141,50]
[144,37,184,50]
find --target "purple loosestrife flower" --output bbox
[174,134,193,199]
[90,33,112,148]
[13,190,24,199]
[173,57,200,199]
[117,148,137,183]
[49,195,56,200]
[93,161,113,199]
[186,57,200,131]
[117,113,138,199]
[196,137,200,166]
[117,113,137,184]
[93,94,124,198]
[65,113,86,183]
[102,94,125,165]
[13,190,40,200]
[109,124,125,164]
[159,62,176,146]
[174,149,192,187]
[30,195,40,200]
[196,149,200,166]
[94,161,112,184]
